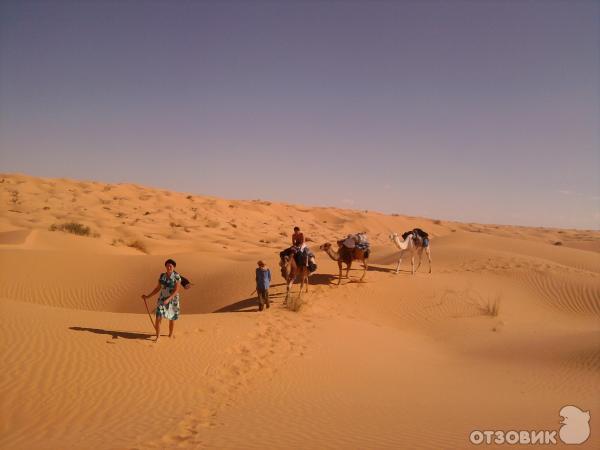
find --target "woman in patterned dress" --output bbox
[141,259,181,342]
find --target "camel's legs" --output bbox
[346,261,352,279]
[305,272,309,292]
[416,248,424,272]
[360,259,368,281]
[395,252,403,274]
[425,247,432,273]
[284,275,294,305]
[411,256,415,275]
[337,261,343,285]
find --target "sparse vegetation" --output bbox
[477,295,501,317]
[433,219,442,225]
[128,240,148,253]
[49,222,92,236]
[553,241,563,246]
[186,195,193,200]
[288,296,303,312]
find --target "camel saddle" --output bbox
[280,247,317,273]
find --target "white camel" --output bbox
[388,232,432,275]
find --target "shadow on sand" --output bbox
[69,326,153,340]
[213,273,338,313]
[213,296,266,313]
[366,264,413,274]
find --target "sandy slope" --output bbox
[0,173,598,449]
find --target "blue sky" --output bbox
[1,0,598,229]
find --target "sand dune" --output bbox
[1,173,598,449]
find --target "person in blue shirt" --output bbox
[255,260,271,311]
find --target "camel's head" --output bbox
[319,243,332,251]
[388,232,398,241]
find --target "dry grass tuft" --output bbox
[127,240,148,253]
[477,294,501,317]
[49,222,92,236]
[287,295,303,312]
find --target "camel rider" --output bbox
[292,226,306,252]
[291,226,310,265]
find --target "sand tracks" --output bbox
[142,309,313,449]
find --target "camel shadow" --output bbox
[363,264,392,273]
[367,264,412,274]
[307,273,337,285]
[214,275,334,313]
[69,326,153,340]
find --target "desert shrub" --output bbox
[49,222,91,236]
[433,219,442,225]
[478,295,501,317]
[288,296,303,312]
[128,240,148,253]
[553,241,563,246]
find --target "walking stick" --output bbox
[142,296,156,330]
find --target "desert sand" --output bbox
[0,172,598,449]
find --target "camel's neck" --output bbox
[282,257,296,280]
[394,235,411,250]
[324,246,340,261]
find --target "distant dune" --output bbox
[1,172,598,449]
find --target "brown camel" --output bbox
[319,242,369,285]
[280,252,309,307]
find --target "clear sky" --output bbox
[1,1,598,229]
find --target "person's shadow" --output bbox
[69,326,153,340]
